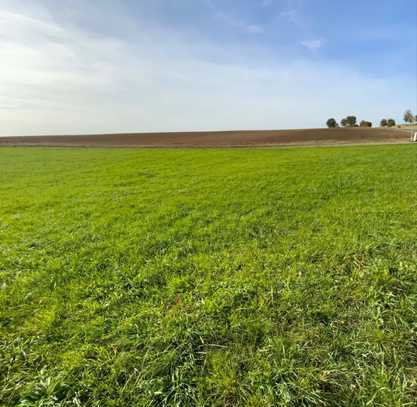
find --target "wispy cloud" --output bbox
[207,1,264,34]
[261,0,273,7]
[214,11,264,34]
[0,1,414,136]
[301,39,324,53]
[279,9,300,26]
[247,24,265,34]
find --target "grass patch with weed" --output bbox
[1,145,417,406]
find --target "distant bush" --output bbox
[387,119,396,127]
[360,120,372,127]
[326,118,338,128]
[380,119,388,127]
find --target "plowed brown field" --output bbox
[0,128,412,148]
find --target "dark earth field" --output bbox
[0,127,412,148]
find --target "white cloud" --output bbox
[301,39,324,53]
[261,0,273,7]
[207,1,264,35]
[247,24,265,34]
[213,11,264,34]
[0,3,413,136]
[279,9,300,26]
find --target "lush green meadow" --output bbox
[1,145,417,406]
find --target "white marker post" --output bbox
[413,132,417,143]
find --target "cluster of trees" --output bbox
[380,118,396,128]
[326,116,373,128]
[404,110,417,124]
[326,110,417,129]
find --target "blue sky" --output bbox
[0,0,416,135]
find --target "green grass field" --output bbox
[1,145,417,406]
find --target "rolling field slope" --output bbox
[0,127,412,148]
[1,145,417,406]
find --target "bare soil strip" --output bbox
[0,128,412,148]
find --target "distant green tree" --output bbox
[343,116,357,127]
[326,118,338,128]
[360,120,372,127]
[404,110,415,124]
[387,119,396,127]
[340,116,357,127]
[380,118,388,127]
